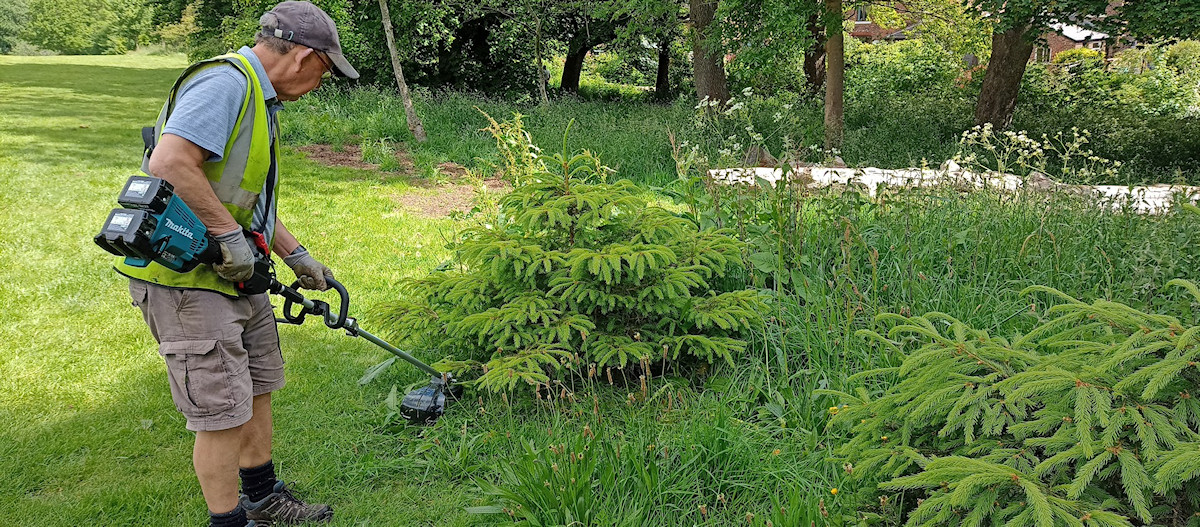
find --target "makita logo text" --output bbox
[164,218,194,239]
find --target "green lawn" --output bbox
[0,54,486,525]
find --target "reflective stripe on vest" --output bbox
[118,53,277,297]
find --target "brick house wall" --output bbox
[1031,26,1117,63]
[849,7,911,42]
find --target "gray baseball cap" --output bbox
[260,1,359,79]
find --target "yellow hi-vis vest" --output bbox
[116,53,278,297]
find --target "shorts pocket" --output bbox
[128,280,148,307]
[159,339,233,416]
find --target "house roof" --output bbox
[1051,22,1109,42]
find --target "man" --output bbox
[118,2,359,525]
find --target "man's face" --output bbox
[276,47,332,101]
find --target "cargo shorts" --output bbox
[129,279,286,432]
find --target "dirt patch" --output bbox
[298,144,508,218]
[392,178,510,218]
[436,162,470,179]
[297,144,413,174]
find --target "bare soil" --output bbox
[296,143,509,218]
[296,144,396,171]
[391,178,509,218]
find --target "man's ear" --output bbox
[292,47,313,71]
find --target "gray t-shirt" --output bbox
[159,47,281,239]
[161,65,247,162]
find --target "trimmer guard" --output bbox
[399,375,463,425]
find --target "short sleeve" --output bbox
[160,66,249,162]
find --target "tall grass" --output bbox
[285,87,691,186]
[685,176,1200,446]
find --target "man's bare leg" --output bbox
[194,426,244,514]
[240,394,273,468]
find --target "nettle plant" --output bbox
[382,118,765,393]
[824,281,1200,526]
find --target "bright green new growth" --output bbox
[381,114,764,393]
[826,281,1200,526]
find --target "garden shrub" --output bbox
[844,38,965,100]
[380,116,765,393]
[1165,41,1200,74]
[588,48,651,86]
[1053,47,1105,68]
[825,281,1200,526]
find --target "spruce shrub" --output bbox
[825,281,1200,526]
[380,117,765,393]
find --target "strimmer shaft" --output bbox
[275,278,443,378]
[345,321,442,378]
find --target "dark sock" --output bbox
[240,460,278,503]
[209,505,246,527]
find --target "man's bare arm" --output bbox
[146,134,240,235]
[272,218,300,258]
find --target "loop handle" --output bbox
[279,278,350,330]
[322,278,350,329]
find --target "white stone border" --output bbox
[709,162,1200,214]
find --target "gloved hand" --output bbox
[212,229,255,282]
[284,246,333,291]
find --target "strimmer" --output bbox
[96,175,461,424]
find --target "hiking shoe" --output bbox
[241,481,332,524]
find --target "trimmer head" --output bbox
[399,375,463,425]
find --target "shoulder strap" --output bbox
[141,54,257,171]
[161,54,253,127]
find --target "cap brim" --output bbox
[327,51,359,80]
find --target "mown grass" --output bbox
[0,54,476,525]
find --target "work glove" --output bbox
[212,229,255,282]
[284,246,334,291]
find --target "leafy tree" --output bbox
[97,0,156,53]
[0,0,29,54]
[970,0,1200,129]
[552,4,631,93]
[969,0,1109,128]
[717,0,821,94]
[610,0,686,100]
[155,3,197,51]
[21,0,116,54]
[872,0,991,67]
[1117,0,1200,41]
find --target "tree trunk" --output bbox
[654,36,672,101]
[560,45,588,93]
[804,12,827,95]
[534,16,549,104]
[823,0,844,151]
[377,0,427,142]
[975,22,1035,129]
[559,16,627,94]
[689,0,729,106]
